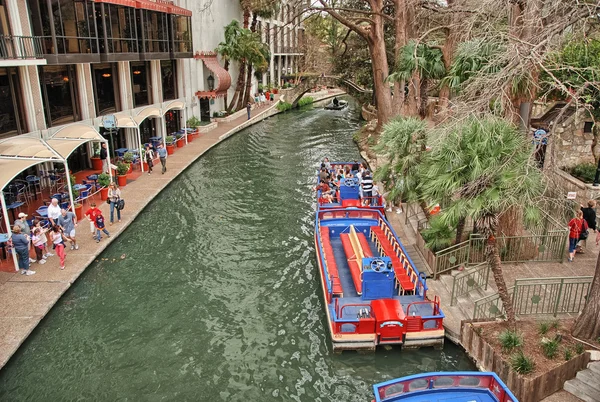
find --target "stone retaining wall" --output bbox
[460,321,591,402]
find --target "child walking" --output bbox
[94,212,110,243]
[51,225,67,270]
[34,220,53,257]
[31,228,47,265]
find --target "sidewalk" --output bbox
[0,89,345,370]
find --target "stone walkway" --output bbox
[0,89,345,370]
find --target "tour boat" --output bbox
[315,164,445,351]
[324,99,348,110]
[372,372,518,402]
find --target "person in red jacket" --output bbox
[568,210,588,262]
[85,202,102,239]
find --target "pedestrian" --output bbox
[57,208,78,250]
[265,90,271,104]
[246,102,252,120]
[47,198,61,226]
[579,200,597,251]
[100,142,109,173]
[51,225,67,270]
[156,144,167,174]
[31,228,47,265]
[14,212,31,236]
[145,145,155,175]
[85,202,102,238]
[532,126,549,168]
[108,182,122,224]
[260,92,266,105]
[93,212,110,243]
[269,92,274,103]
[361,170,374,205]
[568,210,588,262]
[34,220,53,257]
[12,226,35,275]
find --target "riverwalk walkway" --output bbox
[0,89,345,370]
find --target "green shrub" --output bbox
[541,338,560,359]
[276,102,292,112]
[550,320,559,330]
[186,116,201,129]
[420,216,456,253]
[564,347,573,361]
[510,351,535,374]
[122,151,134,163]
[116,162,129,176]
[575,342,585,354]
[166,135,175,144]
[352,131,361,143]
[568,163,596,183]
[499,329,523,353]
[97,173,111,188]
[538,322,549,335]
[297,96,314,107]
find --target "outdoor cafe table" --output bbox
[149,136,162,149]
[115,148,128,157]
[6,201,24,221]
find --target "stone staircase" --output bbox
[564,362,600,402]
[404,243,433,278]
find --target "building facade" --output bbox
[0,0,244,173]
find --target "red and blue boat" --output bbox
[315,162,445,351]
[372,372,518,402]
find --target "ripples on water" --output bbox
[0,99,474,401]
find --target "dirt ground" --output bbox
[475,319,599,378]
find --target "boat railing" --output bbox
[332,300,376,334]
[373,372,518,402]
[404,298,444,331]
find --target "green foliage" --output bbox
[69,174,80,199]
[92,142,100,157]
[216,19,270,75]
[510,351,535,374]
[373,117,429,205]
[277,102,292,112]
[122,152,134,164]
[568,163,596,183]
[165,135,175,145]
[550,320,560,330]
[420,116,544,235]
[97,173,111,188]
[538,322,549,335]
[186,116,201,129]
[388,40,446,83]
[541,338,560,359]
[575,342,585,354]
[352,131,360,143]
[564,347,573,361]
[297,96,314,107]
[420,216,456,253]
[499,329,523,353]
[442,39,504,92]
[116,162,129,176]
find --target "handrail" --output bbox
[450,262,490,306]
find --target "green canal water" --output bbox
[0,99,474,401]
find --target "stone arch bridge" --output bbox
[280,75,372,107]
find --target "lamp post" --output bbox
[207,74,215,91]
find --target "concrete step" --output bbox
[576,369,600,392]
[588,362,600,375]
[564,378,600,402]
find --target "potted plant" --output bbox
[123,151,134,174]
[97,172,111,201]
[90,143,103,171]
[175,132,185,148]
[272,87,279,94]
[116,162,129,187]
[69,174,83,220]
[166,135,175,155]
[186,116,202,141]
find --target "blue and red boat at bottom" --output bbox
[314,162,445,351]
[372,372,518,402]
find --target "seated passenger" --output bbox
[319,166,329,182]
[323,157,332,171]
[314,180,336,202]
[333,97,339,106]
[351,160,360,171]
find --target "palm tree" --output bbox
[420,116,544,327]
[388,41,446,118]
[373,117,429,213]
[216,20,243,108]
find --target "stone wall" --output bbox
[554,116,595,169]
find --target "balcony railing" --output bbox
[0,35,44,60]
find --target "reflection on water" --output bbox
[0,99,474,401]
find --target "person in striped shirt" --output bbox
[361,170,374,205]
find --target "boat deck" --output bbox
[392,390,501,402]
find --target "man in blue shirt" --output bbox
[532,126,549,168]
[157,144,167,174]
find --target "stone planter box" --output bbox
[460,321,591,402]
[198,122,217,133]
[549,168,600,205]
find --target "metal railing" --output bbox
[0,35,44,60]
[450,262,490,306]
[473,276,593,320]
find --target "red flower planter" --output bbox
[117,174,127,187]
[100,187,109,201]
[91,157,103,171]
[166,144,175,155]
[176,137,185,148]
[74,204,83,220]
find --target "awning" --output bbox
[195,52,231,98]
[136,0,169,13]
[134,106,162,125]
[169,5,192,17]
[93,0,137,7]
[0,159,49,192]
[0,136,60,160]
[50,123,106,141]
[98,113,138,129]
[163,100,185,112]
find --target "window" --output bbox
[165,109,179,135]
[92,63,119,116]
[584,121,594,133]
[52,0,98,54]
[173,15,191,53]
[104,4,137,53]
[161,59,176,101]
[138,10,168,54]
[0,67,26,136]
[130,61,150,107]
[39,64,80,126]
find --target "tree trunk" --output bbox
[228,59,246,112]
[572,252,600,340]
[438,1,459,116]
[368,10,393,129]
[223,59,230,109]
[486,235,516,327]
[455,216,466,245]
[392,0,406,116]
[243,62,254,106]
[419,78,429,118]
